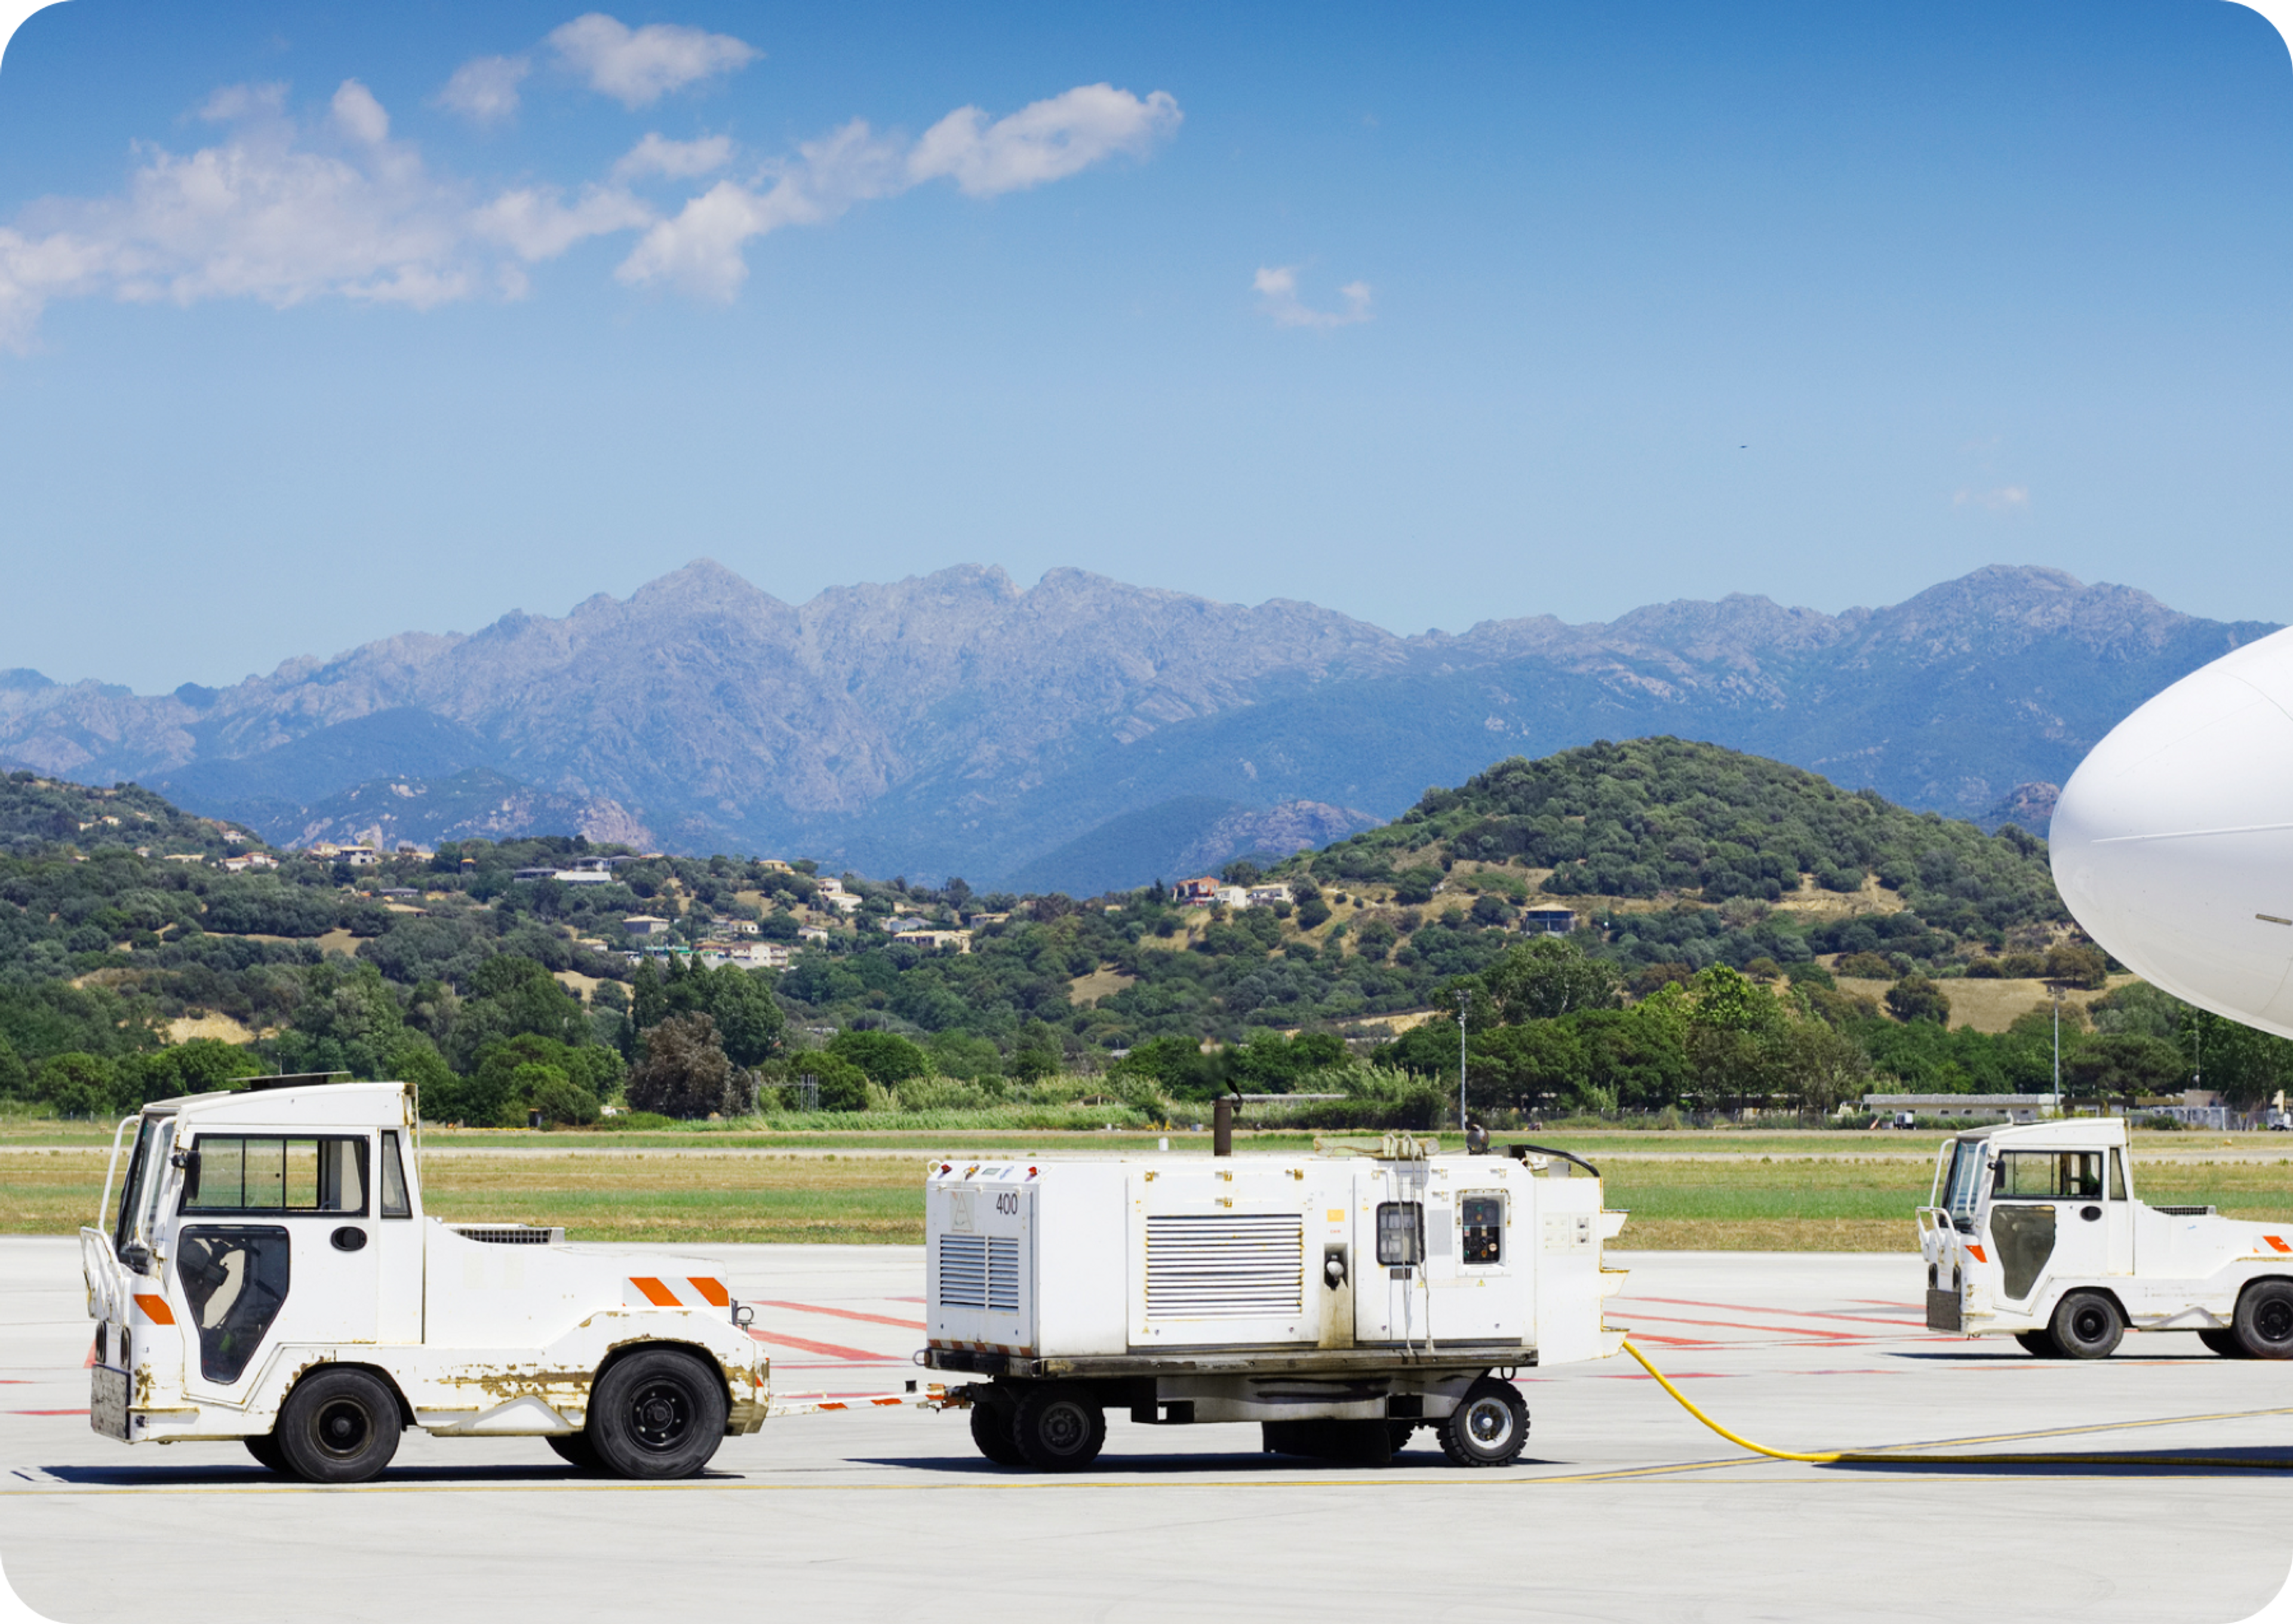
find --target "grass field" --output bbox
[8,1130,2291,1250]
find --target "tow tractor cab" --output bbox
[921,1136,1628,1472]
[1918,1117,2293,1360]
[79,1076,767,1482]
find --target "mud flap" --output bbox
[1925,1288,1962,1333]
[1262,1418,1394,1465]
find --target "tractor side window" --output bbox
[112,1119,156,1260]
[175,1226,290,1385]
[2109,1150,2128,1201]
[183,1137,370,1216]
[1376,1202,1425,1266]
[1945,1143,1986,1226]
[1460,1195,1504,1265]
[1994,1151,2104,1201]
[379,1133,411,1219]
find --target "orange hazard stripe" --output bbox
[131,1293,175,1325]
[687,1277,730,1307]
[1966,1245,1987,1264]
[2267,1237,2291,1254]
[629,1277,681,1307]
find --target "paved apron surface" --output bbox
[2,1238,2289,1623]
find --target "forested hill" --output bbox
[1308,737,2063,943]
[0,776,269,860]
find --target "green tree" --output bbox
[35,1052,119,1118]
[2064,1032,2188,1110]
[826,1029,932,1087]
[1474,938,1623,1025]
[1469,1022,1594,1114]
[1885,974,1952,1026]
[628,1013,751,1119]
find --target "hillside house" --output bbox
[1246,884,1293,908]
[1522,907,1577,936]
[622,915,672,939]
[883,914,930,934]
[798,925,832,943]
[1173,877,1221,906]
[893,928,973,954]
[698,940,794,971]
[713,917,760,937]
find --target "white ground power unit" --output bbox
[921,1138,1628,1470]
[80,1076,769,1482]
[1919,1117,2293,1358]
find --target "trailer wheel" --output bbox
[545,1431,603,1471]
[969,1400,1025,1466]
[1011,1385,1105,1472]
[589,1348,729,1480]
[275,1367,403,1484]
[2199,1328,2250,1358]
[2050,1291,2124,1360]
[2234,1281,2293,1360]
[2014,1330,2061,1358]
[243,1434,288,1473]
[1438,1378,1528,1468]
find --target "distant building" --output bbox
[163,853,206,865]
[1173,877,1221,906]
[883,915,930,934]
[965,911,1010,927]
[713,917,760,937]
[1214,885,1251,909]
[797,925,832,944]
[894,928,973,954]
[1246,884,1294,908]
[1521,907,1577,936]
[820,892,863,915]
[697,940,794,971]
[758,859,794,874]
[622,915,673,939]
[552,868,613,886]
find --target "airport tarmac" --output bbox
[2,1238,2289,1623]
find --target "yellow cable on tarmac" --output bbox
[1621,1338,2293,1471]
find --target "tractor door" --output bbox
[172,1133,379,1403]
[1987,1148,2111,1303]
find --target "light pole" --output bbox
[2050,980,2064,1117]
[1453,987,1473,1136]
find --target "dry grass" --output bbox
[1836,974,2137,1034]
[1066,967,1138,1004]
[13,1134,2291,1251]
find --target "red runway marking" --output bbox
[754,1300,927,1331]
[747,1328,892,1361]
[1624,1296,1927,1330]
[11,1410,88,1417]
[889,1296,926,1303]
[1597,1372,1738,1381]
[1613,1311,1859,1340]
[1619,1333,1705,1347]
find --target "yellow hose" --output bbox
[1620,1337,2293,1471]
[1622,1340,1841,1462]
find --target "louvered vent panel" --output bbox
[1145,1214,1304,1319]
[938,1234,1021,1312]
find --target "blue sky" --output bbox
[1,0,2290,691]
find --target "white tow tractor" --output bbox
[920,1135,1628,1471]
[80,1075,771,1482]
[1917,1116,2293,1358]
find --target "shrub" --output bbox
[628,1013,751,1119]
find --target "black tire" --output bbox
[244,1434,288,1473]
[274,1367,402,1484]
[2199,1327,2251,1358]
[1438,1377,1529,1468]
[2235,1280,2293,1360]
[2014,1330,2061,1358]
[1388,1420,1422,1454]
[2051,1291,2125,1360]
[1010,1385,1106,1472]
[969,1400,1025,1466]
[546,1431,603,1471]
[589,1348,729,1480]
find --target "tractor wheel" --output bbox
[1010,1385,1106,1472]
[1438,1377,1529,1468]
[2235,1281,2293,1360]
[546,1431,604,1471]
[2014,1330,2061,1358]
[589,1348,729,1479]
[2199,1328,2249,1358]
[1388,1420,1423,1455]
[275,1367,403,1484]
[2050,1291,2125,1360]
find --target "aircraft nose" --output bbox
[2051,625,2293,1038]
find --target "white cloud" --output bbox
[1953,485,2031,512]
[0,72,1181,349]
[617,85,1180,300]
[613,132,736,181]
[907,84,1180,197]
[438,54,531,125]
[547,13,758,109]
[330,80,390,145]
[471,184,655,262]
[1253,266,1372,329]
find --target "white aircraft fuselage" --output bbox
[2051,623,2293,1041]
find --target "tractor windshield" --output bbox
[1943,1140,1987,1231]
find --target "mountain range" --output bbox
[0,562,2270,894]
